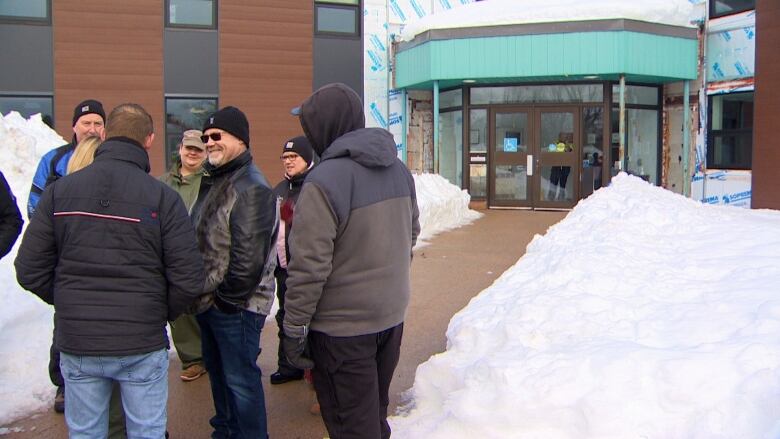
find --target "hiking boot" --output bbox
[54,386,65,413]
[270,370,304,385]
[179,364,207,382]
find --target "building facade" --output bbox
[1,0,777,209]
[0,0,358,182]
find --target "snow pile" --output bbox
[390,173,780,438]
[0,112,65,426]
[400,0,696,41]
[414,173,482,247]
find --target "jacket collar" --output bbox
[94,136,151,173]
[204,149,252,178]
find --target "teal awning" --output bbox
[394,19,699,89]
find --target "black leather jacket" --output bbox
[191,150,278,314]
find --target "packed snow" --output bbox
[400,0,697,41]
[0,112,480,427]
[389,173,780,438]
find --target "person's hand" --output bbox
[282,324,314,369]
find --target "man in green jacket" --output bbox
[160,129,208,381]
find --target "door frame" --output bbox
[487,105,581,209]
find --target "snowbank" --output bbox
[0,112,65,426]
[390,173,780,438]
[414,173,482,247]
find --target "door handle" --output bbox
[527,155,533,176]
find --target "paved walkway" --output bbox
[3,209,566,439]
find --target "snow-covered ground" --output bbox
[0,112,481,427]
[389,173,780,438]
[400,0,698,41]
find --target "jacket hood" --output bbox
[322,128,398,168]
[296,83,365,156]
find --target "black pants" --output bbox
[309,323,403,439]
[49,316,64,387]
[274,270,302,375]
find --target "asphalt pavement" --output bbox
[2,208,566,439]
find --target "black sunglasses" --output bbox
[200,132,222,143]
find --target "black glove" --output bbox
[281,325,314,369]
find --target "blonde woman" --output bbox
[66,135,102,174]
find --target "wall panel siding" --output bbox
[752,0,780,209]
[53,1,165,174]
[219,0,313,185]
[396,31,697,89]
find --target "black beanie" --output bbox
[202,106,250,147]
[282,135,314,166]
[72,99,105,126]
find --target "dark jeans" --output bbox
[274,270,303,375]
[197,307,268,439]
[309,323,404,439]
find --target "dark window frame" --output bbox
[609,83,663,184]
[706,91,753,170]
[709,0,755,19]
[0,0,51,25]
[164,96,218,170]
[165,0,217,30]
[0,94,54,127]
[314,1,361,38]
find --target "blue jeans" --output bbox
[59,349,168,439]
[197,307,268,439]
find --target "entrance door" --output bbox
[488,106,580,209]
[535,107,580,209]
[489,108,533,208]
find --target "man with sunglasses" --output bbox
[189,106,278,439]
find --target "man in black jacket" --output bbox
[190,106,278,439]
[0,170,22,260]
[15,103,205,439]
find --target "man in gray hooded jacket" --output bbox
[283,83,420,439]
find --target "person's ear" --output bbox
[144,133,155,150]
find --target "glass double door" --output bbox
[488,106,580,209]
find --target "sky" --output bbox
[400,0,700,41]
[0,112,481,429]
[388,173,780,438]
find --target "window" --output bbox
[611,85,659,106]
[710,0,755,18]
[165,97,217,169]
[439,88,462,109]
[707,92,753,170]
[0,96,53,127]
[471,84,603,105]
[315,0,359,36]
[610,84,661,184]
[439,110,463,188]
[0,0,49,23]
[166,0,216,28]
